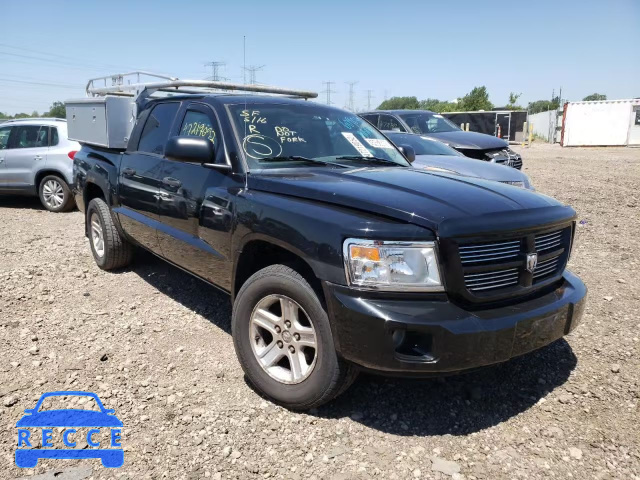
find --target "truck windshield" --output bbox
[227,103,410,170]
[399,112,461,134]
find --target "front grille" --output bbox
[483,148,523,170]
[465,267,519,291]
[511,156,523,170]
[533,254,561,281]
[447,225,573,302]
[535,230,563,252]
[459,239,521,265]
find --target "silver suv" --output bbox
[0,118,80,211]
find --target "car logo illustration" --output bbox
[15,391,123,468]
[526,253,538,273]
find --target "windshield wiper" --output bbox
[336,155,403,166]
[259,156,347,167]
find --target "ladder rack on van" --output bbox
[66,71,318,149]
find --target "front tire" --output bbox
[232,264,357,409]
[86,198,133,270]
[38,175,75,212]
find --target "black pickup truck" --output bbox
[73,93,586,409]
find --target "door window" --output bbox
[361,114,379,128]
[378,115,406,132]
[179,110,218,145]
[138,102,180,155]
[12,125,48,149]
[0,126,11,150]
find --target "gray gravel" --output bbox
[0,143,639,479]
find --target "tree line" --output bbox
[0,101,66,120]
[376,87,608,114]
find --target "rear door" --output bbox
[4,124,49,187]
[0,125,11,185]
[155,102,235,285]
[116,102,181,252]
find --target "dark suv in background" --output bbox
[360,110,523,169]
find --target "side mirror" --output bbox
[104,408,116,415]
[398,145,416,163]
[165,136,215,164]
[24,409,35,414]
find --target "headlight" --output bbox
[343,239,443,291]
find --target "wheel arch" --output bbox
[232,235,324,305]
[34,169,69,192]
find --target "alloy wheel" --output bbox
[90,213,105,257]
[249,294,318,384]
[42,179,65,209]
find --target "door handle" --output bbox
[34,155,43,161]
[122,167,136,176]
[162,177,182,188]
[0,157,4,163]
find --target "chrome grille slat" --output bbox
[459,241,519,250]
[461,253,520,264]
[459,238,521,265]
[536,231,562,240]
[459,244,521,254]
[468,279,519,291]
[465,269,519,279]
[466,277,519,288]
[464,267,519,291]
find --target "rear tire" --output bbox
[232,264,357,409]
[38,175,75,212]
[86,197,133,270]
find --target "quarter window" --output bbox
[0,126,11,150]
[50,127,59,146]
[138,102,180,155]
[12,125,48,149]
[378,115,406,132]
[361,114,379,128]
[179,110,217,145]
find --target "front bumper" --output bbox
[324,270,586,375]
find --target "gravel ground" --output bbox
[0,143,638,480]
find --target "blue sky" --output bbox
[1,0,638,114]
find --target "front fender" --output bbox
[232,189,436,286]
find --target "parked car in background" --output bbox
[360,110,523,169]
[0,118,79,212]
[384,131,533,189]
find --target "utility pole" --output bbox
[365,89,375,110]
[243,65,265,85]
[204,61,226,81]
[345,81,358,112]
[322,81,336,105]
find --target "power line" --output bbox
[204,61,227,81]
[345,81,358,112]
[365,89,375,110]
[243,65,265,85]
[322,81,336,105]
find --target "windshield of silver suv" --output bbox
[399,112,461,134]
[227,103,410,169]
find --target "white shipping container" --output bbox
[562,99,640,147]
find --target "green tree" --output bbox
[457,86,493,111]
[504,92,523,110]
[13,112,31,119]
[419,98,459,113]
[46,101,66,119]
[376,96,420,110]
[527,98,560,114]
[582,93,607,101]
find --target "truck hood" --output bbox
[424,131,508,150]
[248,167,574,237]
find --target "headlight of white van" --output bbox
[343,239,443,291]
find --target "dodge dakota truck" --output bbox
[71,81,586,409]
